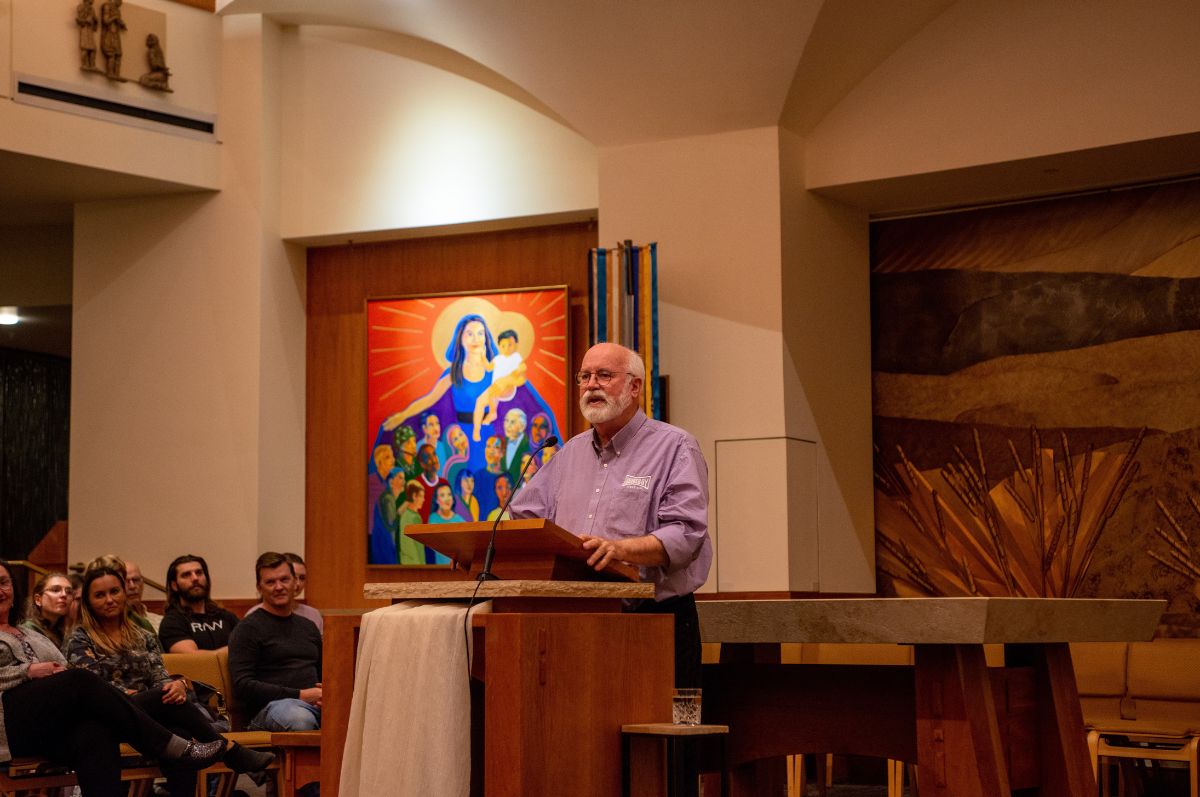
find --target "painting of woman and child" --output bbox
[366,288,569,565]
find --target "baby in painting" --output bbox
[472,329,528,439]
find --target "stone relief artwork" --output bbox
[75,0,99,71]
[139,33,172,92]
[100,0,126,79]
[870,179,1200,636]
[75,0,172,93]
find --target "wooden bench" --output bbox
[1075,639,1200,797]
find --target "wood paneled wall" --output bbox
[305,222,597,610]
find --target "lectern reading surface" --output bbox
[407,518,639,582]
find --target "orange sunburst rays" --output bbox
[371,306,432,403]
[876,427,1144,598]
[367,291,569,434]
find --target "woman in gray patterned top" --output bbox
[66,566,273,788]
[0,560,227,796]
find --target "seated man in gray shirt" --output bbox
[228,552,322,731]
[510,342,712,687]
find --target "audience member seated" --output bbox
[86,555,157,637]
[124,560,164,632]
[20,571,74,651]
[65,564,273,789]
[0,559,228,797]
[245,552,322,634]
[229,552,322,732]
[158,554,240,653]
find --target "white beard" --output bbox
[580,386,632,425]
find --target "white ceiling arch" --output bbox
[218,0,823,147]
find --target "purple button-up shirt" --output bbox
[510,409,712,600]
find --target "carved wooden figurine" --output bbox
[100,0,126,79]
[75,0,99,71]
[138,34,172,92]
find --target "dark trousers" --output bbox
[631,592,701,687]
[3,668,217,797]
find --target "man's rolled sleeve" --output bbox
[650,440,709,574]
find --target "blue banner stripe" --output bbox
[596,248,607,342]
[651,242,660,419]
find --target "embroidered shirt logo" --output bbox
[622,474,652,491]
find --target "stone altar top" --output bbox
[697,597,1165,645]
[364,579,654,601]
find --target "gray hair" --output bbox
[505,407,527,432]
[623,346,646,380]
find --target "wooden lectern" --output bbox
[407,517,641,582]
[357,519,674,797]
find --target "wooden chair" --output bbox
[1084,639,1200,797]
[162,650,281,797]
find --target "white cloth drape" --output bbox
[339,600,492,797]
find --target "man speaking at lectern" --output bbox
[510,342,712,687]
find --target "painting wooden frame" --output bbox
[365,286,570,566]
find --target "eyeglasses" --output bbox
[575,370,634,387]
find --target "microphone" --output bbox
[476,434,558,582]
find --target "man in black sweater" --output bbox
[228,552,322,731]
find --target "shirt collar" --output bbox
[591,408,648,457]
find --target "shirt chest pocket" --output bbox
[605,483,655,533]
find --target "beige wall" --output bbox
[597,127,875,593]
[70,15,304,598]
[779,127,874,592]
[1,0,221,189]
[278,26,598,241]
[806,0,1200,191]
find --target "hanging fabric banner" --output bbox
[588,242,663,420]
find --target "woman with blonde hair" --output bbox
[20,571,74,650]
[66,566,272,792]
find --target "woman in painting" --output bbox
[65,566,273,791]
[440,423,471,482]
[428,484,466,525]
[384,314,495,439]
[380,313,558,475]
[21,571,74,650]
[453,468,480,522]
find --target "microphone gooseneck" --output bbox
[476,434,558,581]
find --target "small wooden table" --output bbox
[698,597,1165,797]
[622,723,730,797]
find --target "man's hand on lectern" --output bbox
[581,534,668,570]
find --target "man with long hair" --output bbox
[158,555,240,653]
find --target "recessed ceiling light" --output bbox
[0,307,18,325]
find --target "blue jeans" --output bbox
[248,698,321,731]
